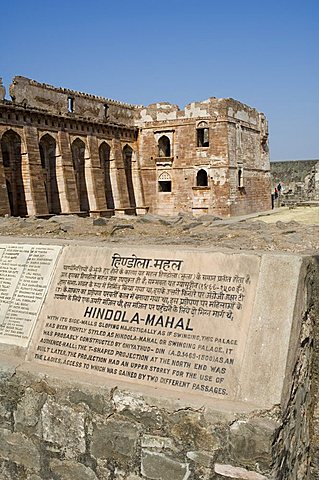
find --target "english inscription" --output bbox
[30,247,260,401]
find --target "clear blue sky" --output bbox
[1,0,318,161]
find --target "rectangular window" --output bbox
[197,128,209,147]
[68,96,74,113]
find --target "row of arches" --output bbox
[0,130,136,216]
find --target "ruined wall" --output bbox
[0,99,139,217]
[270,160,319,203]
[0,76,271,218]
[10,76,138,126]
[137,98,271,217]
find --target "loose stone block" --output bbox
[229,419,277,472]
[41,398,86,456]
[0,428,41,471]
[214,463,268,479]
[91,418,140,463]
[141,450,190,480]
[50,459,98,480]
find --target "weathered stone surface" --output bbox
[113,391,162,429]
[229,419,276,472]
[93,217,107,226]
[186,450,215,468]
[91,418,140,464]
[1,75,270,219]
[50,459,98,480]
[141,451,190,480]
[168,410,220,451]
[0,428,41,471]
[214,463,268,479]
[41,398,86,456]
[68,388,111,415]
[141,435,175,450]
[14,387,46,431]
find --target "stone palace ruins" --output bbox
[0,76,271,218]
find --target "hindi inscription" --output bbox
[30,246,260,401]
[0,244,61,346]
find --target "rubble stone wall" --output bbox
[270,160,319,202]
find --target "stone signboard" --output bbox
[29,246,261,401]
[0,244,61,347]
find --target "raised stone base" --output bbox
[0,240,318,479]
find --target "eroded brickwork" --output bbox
[0,76,271,218]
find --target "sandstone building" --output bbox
[0,76,271,218]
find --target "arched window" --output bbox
[197,121,209,147]
[99,142,114,209]
[196,169,208,187]
[71,138,89,212]
[158,171,172,192]
[158,136,171,157]
[39,134,61,214]
[123,145,136,208]
[1,130,27,216]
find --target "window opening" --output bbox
[238,164,244,188]
[197,122,209,147]
[158,135,171,157]
[68,96,74,113]
[196,169,208,186]
[158,171,172,192]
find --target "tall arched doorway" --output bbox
[1,130,27,216]
[123,145,136,209]
[39,134,61,214]
[71,138,89,213]
[99,142,114,209]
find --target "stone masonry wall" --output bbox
[270,160,319,203]
[10,77,138,127]
[0,76,271,218]
[137,98,270,216]
[0,254,317,480]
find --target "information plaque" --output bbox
[30,246,260,401]
[0,244,61,347]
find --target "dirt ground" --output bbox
[0,206,318,255]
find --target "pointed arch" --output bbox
[123,145,136,208]
[196,169,208,187]
[158,135,171,157]
[99,142,114,209]
[1,129,27,216]
[71,138,89,212]
[39,133,61,214]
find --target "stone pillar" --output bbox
[110,138,131,212]
[131,151,148,215]
[22,126,48,216]
[85,135,107,214]
[0,149,11,215]
[56,131,80,213]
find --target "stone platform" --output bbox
[0,239,318,480]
